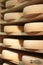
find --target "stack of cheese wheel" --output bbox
[6,0,24,8]
[4,13,23,22]
[4,13,24,35]
[23,40,43,50]
[2,50,20,64]
[4,25,24,34]
[24,22,43,35]
[22,55,43,65]
[23,4,43,21]
[3,38,22,49]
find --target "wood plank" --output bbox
[0,32,43,36]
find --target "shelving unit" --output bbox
[0,0,43,65]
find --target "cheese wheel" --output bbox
[3,63,13,65]
[3,38,22,49]
[4,13,23,21]
[24,22,43,33]
[3,63,9,65]
[4,26,23,33]
[23,4,43,16]
[2,50,19,64]
[23,40,43,49]
[6,0,24,8]
[22,56,43,65]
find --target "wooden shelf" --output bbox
[0,1,43,65]
[0,32,43,36]
[0,18,30,25]
[0,19,43,25]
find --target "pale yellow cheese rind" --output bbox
[23,40,43,49]
[22,55,43,65]
[4,26,23,33]
[2,50,19,64]
[23,4,43,16]
[4,13,23,20]
[3,38,22,49]
[24,22,43,33]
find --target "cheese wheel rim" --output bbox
[4,13,23,20]
[22,55,43,65]
[23,4,43,16]
[4,26,23,33]
[6,0,24,8]
[2,50,19,64]
[24,22,43,33]
[3,38,22,49]
[23,40,43,49]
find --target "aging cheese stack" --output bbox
[0,0,43,65]
[4,12,24,34]
[23,4,43,35]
